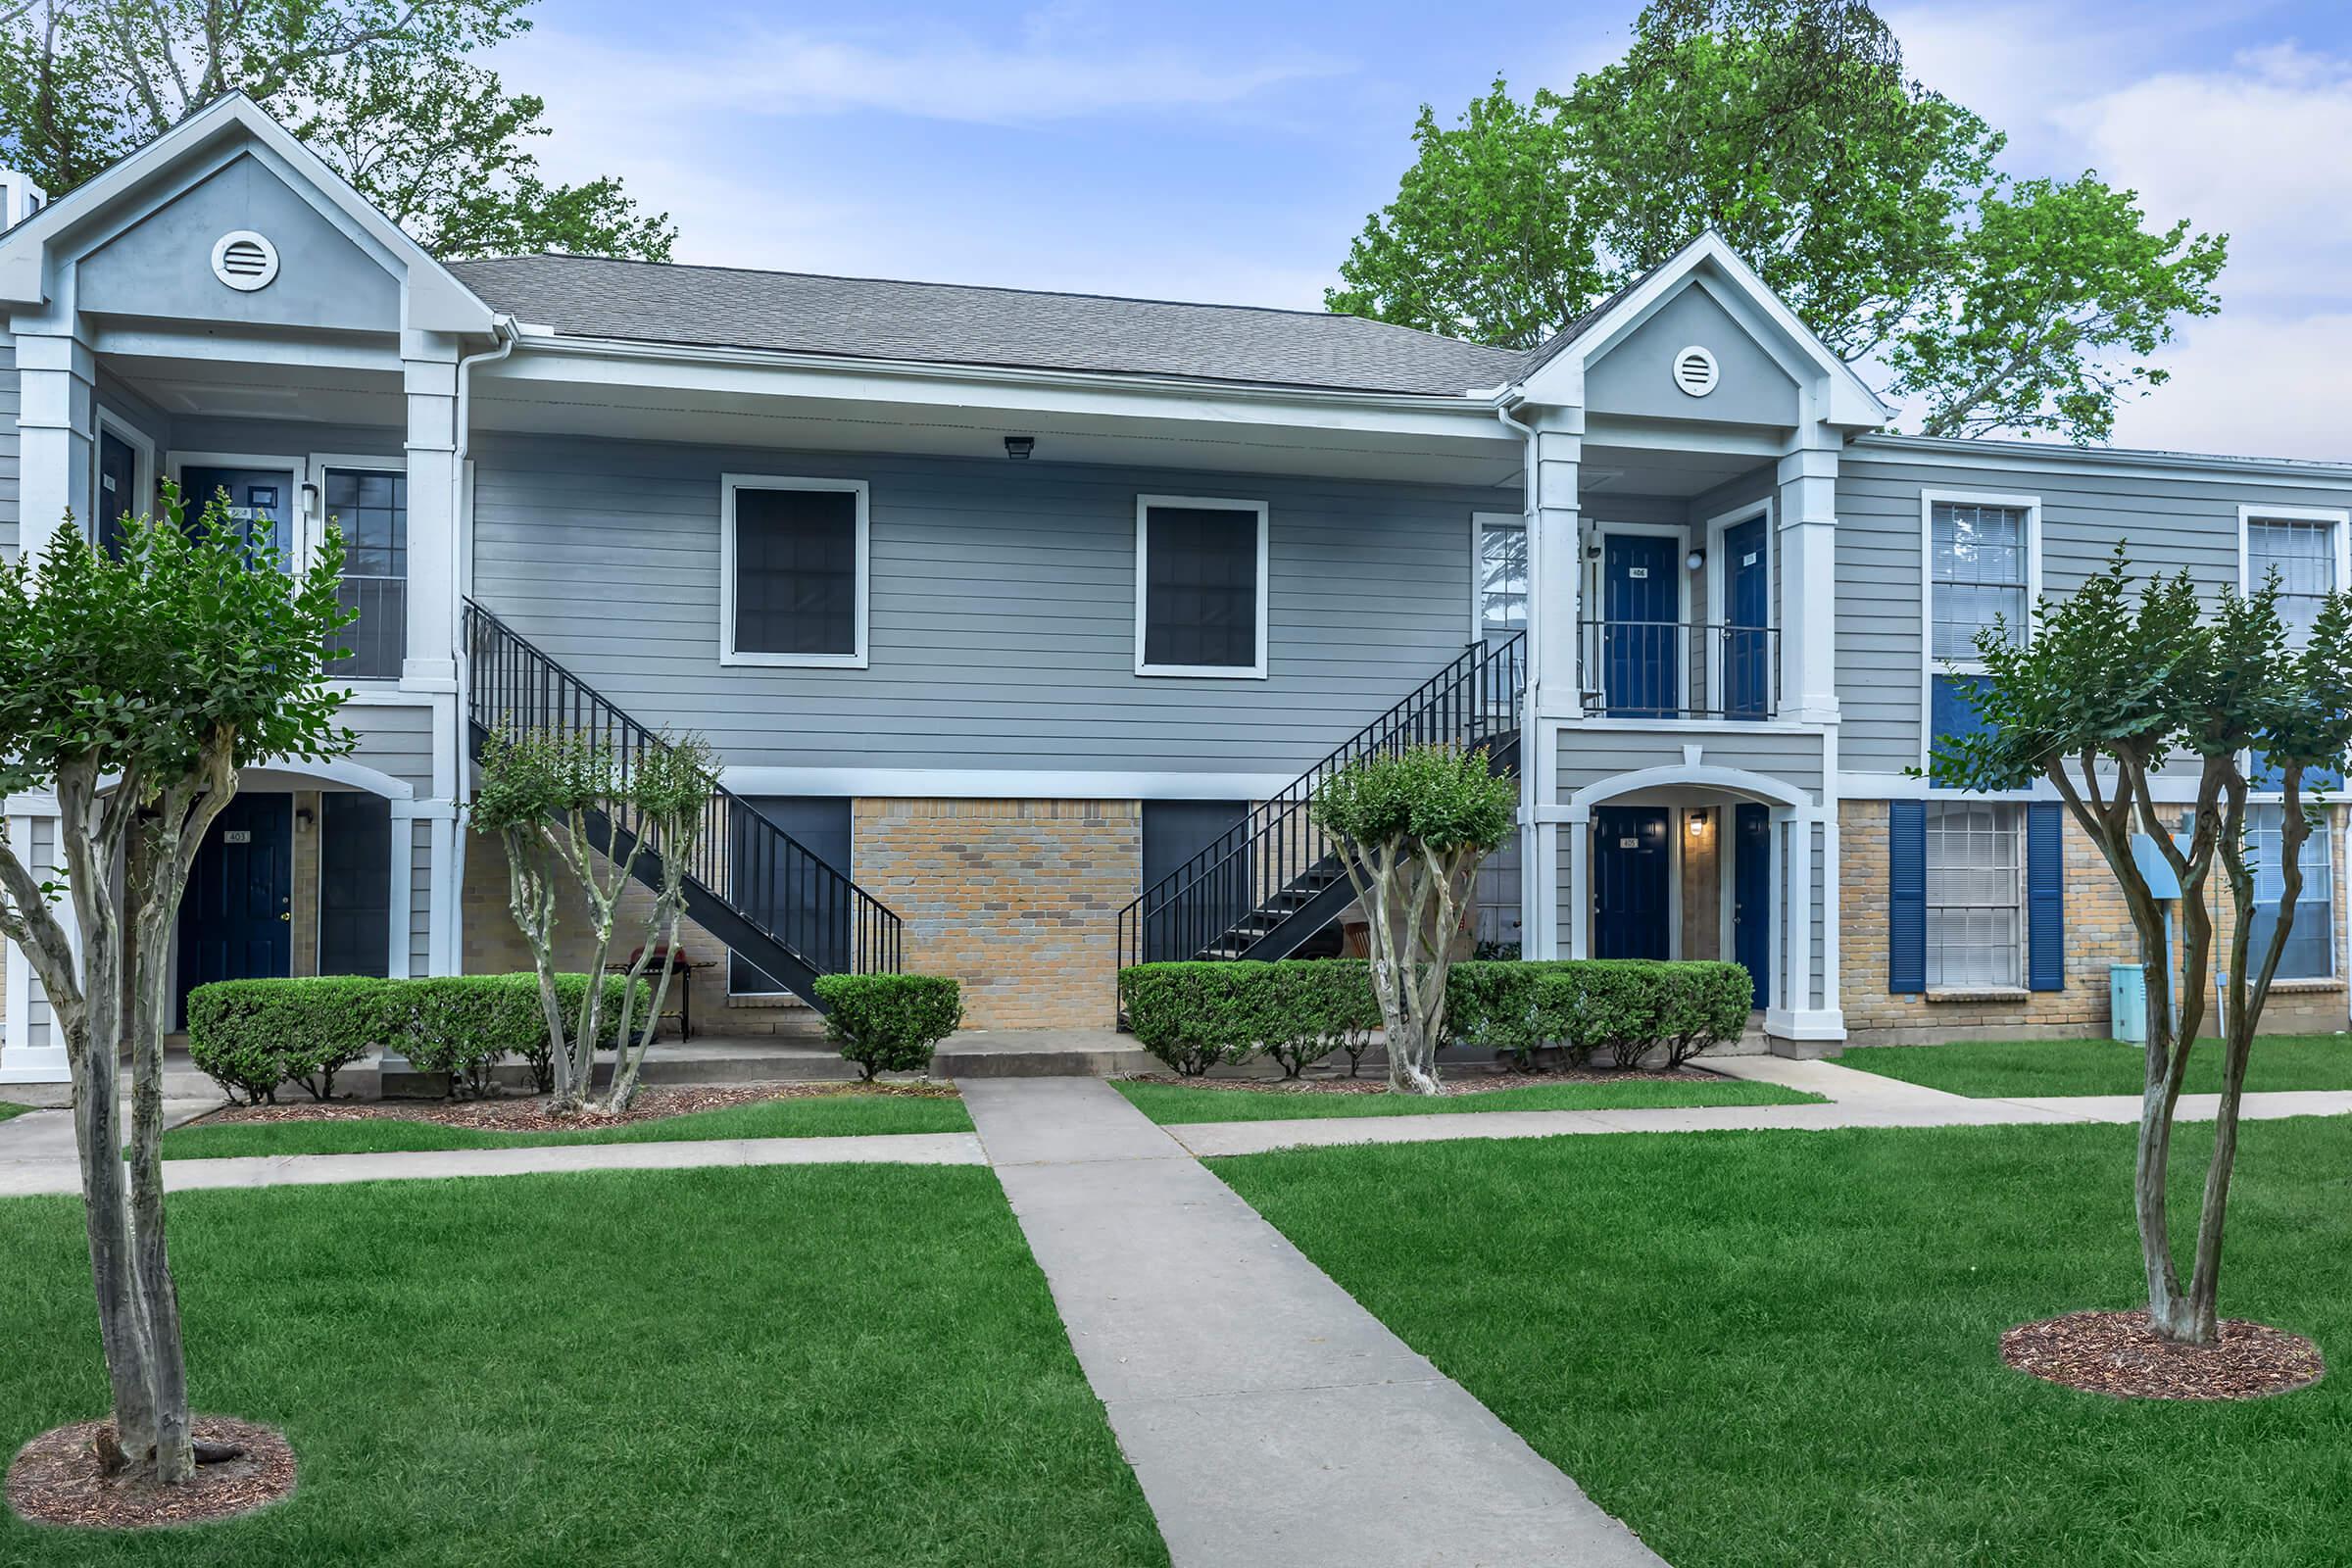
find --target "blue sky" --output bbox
[493,1,2352,459]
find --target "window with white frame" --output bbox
[1478,515,1529,639]
[1136,497,1267,676]
[322,466,407,679]
[721,476,867,666]
[2246,517,2335,644]
[1931,500,2031,662]
[2246,804,2334,980]
[1926,801,2023,988]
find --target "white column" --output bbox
[0,800,72,1084]
[1530,408,1584,718]
[1776,446,1839,723]
[14,328,95,561]
[1564,805,1592,959]
[401,334,461,694]
[1765,809,1847,1047]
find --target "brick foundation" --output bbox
[1841,799,2349,1044]
[854,798,1140,1030]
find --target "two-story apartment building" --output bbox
[3,95,2347,1085]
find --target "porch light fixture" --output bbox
[1685,548,1706,571]
[1004,435,1035,460]
[1688,810,1709,837]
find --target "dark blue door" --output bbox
[1602,534,1680,717]
[177,466,292,561]
[1723,514,1770,720]
[1733,803,1771,1008]
[176,792,293,1025]
[1592,807,1670,959]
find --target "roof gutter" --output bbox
[445,313,517,972]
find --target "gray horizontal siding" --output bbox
[411,821,432,978]
[345,705,436,793]
[1836,452,2352,774]
[0,336,17,557]
[1556,727,1823,801]
[470,436,1496,774]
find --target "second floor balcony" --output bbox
[1577,619,1782,720]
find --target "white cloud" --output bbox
[2109,312,2352,464]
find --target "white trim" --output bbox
[1919,488,2041,775]
[1853,433,2352,491]
[1563,762,1816,814]
[717,474,871,669]
[91,406,156,539]
[1134,495,1271,679]
[1470,509,1528,642]
[307,451,412,683]
[1702,498,1774,631]
[2236,503,2351,597]
[716,765,1299,801]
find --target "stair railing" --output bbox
[1116,632,1526,972]
[463,600,903,980]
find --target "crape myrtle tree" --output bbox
[1310,744,1517,1094]
[471,725,717,1114]
[0,488,353,1483]
[1930,546,2352,1345]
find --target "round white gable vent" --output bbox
[1672,344,1720,397]
[211,230,279,291]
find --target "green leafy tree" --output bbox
[1310,744,1517,1095]
[1329,1,2225,443]
[0,0,673,261]
[1929,546,2352,1344]
[0,488,354,1483]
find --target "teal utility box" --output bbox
[2110,963,2148,1045]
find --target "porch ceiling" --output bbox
[1578,442,1766,499]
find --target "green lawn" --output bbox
[1840,1034,2352,1098]
[1115,1073,1818,1124]
[0,1165,1163,1567]
[0,1101,30,1124]
[1214,1116,2352,1568]
[158,1092,971,1159]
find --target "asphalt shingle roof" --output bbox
[447,253,1539,397]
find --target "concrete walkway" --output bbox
[962,1077,1664,1568]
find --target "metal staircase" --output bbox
[1116,633,1525,984]
[462,600,903,1012]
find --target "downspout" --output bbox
[444,316,518,972]
[1495,396,1548,956]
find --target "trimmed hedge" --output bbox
[186,977,391,1104]
[187,973,647,1102]
[1116,956,1752,1076]
[813,973,963,1080]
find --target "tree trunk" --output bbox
[501,823,568,1101]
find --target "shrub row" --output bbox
[1117,957,1751,1077]
[813,973,964,1080]
[186,973,646,1103]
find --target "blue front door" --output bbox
[1602,534,1680,717]
[1733,803,1771,1008]
[1592,807,1670,959]
[177,466,292,560]
[176,791,293,1025]
[1723,514,1770,720]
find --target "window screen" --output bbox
[1926,801,2022,988]
[733,486,859,658]
[1931,501,2028,662]
[2247,518,2334,643]
[324,468,408,679]
[2246,804,2333,980]
[1143,505,1261,670]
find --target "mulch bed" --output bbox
[1121,1067,1727,1098]
[190,1080,957,1134]
[2001,1310,2326,1400]
[6,1415,294,1530]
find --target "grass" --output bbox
[0,1101,31,1124]
[1115,1072,1819,1124]
[0,1164,1165,1567]
[1840,1033,2352,1098]
[157,1092,972,1159]
[1214,1115,2352,1568]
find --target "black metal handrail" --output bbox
[1116,632,1525,973]
[463,600,903,980]
[1576,618,1780,720]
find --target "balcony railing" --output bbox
[1577,619,1780,720]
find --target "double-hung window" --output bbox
[2246,515,2338,645]
[721,476,868,667]
[1136,496,1268,677]
[1476,514,1529,642]
[322,466,407,680]
[1926,494,2034,750]
[1925,801,2023,989]
[2246,804,2334,980]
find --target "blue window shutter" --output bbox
[1889,802,1927,994]
[2027,802,2064,991]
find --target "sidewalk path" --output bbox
[961,1076,1664,1568]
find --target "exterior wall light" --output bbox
[1004,435,1035,460]
[1686,548,1706,571]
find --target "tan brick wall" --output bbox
[1680,808,1720,960]
[1841,799,2349,1044]
[854,798,1141,1030]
